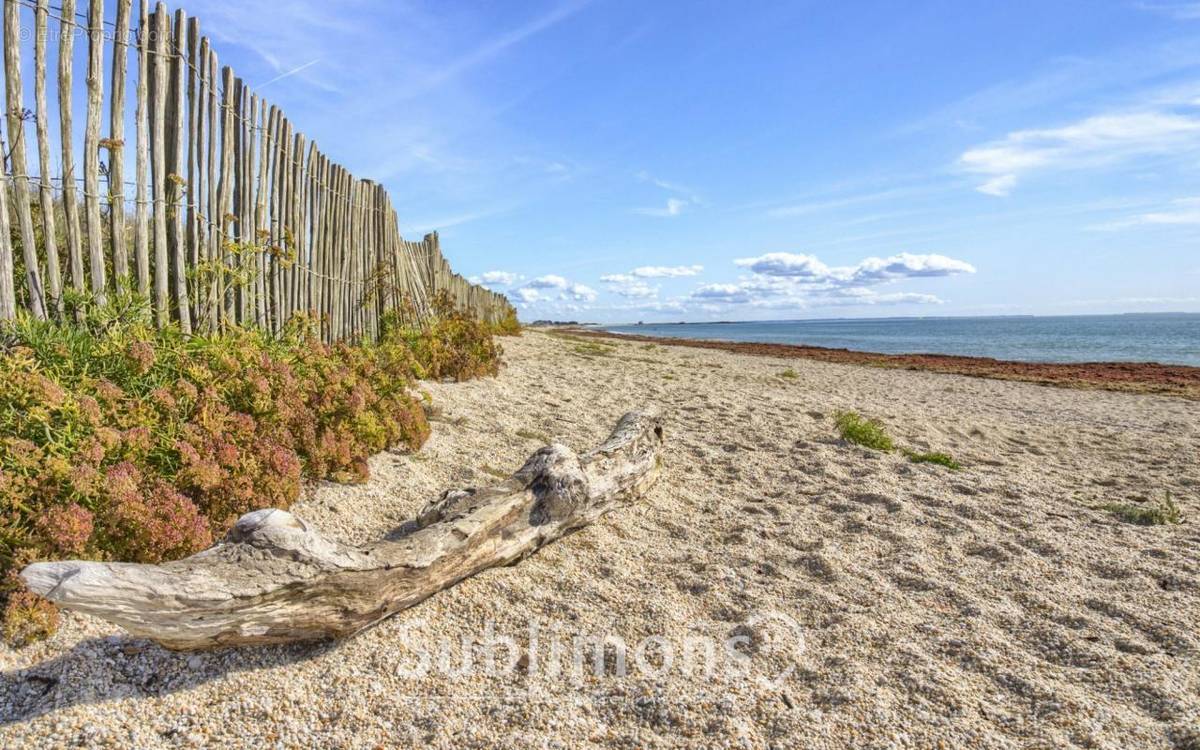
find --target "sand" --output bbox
[2,329,1198,748]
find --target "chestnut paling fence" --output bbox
[0,0,514,340]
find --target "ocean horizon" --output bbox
[604,312,1200,367]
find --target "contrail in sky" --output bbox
[258,59,321,89]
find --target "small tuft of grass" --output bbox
[479,464,510,480]
[515,428,551,443]
[1101,492,1183,526]
[572,341,616,357]
[834,411,894,452]
[641,343,658,351]
[780,368,798,380]
[904,450,962,470]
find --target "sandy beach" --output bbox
[2,329,1198,748]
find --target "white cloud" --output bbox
[849,253,977,282]
[691,283,752,304]
[634,198,689,218]
[631,264,703,278]
[734,253,831,279]
[468,270,521,287]
[613,282,659,299]
[566,283,598,302]
[600,264,703,300]
[513,274,596,306]
[1092,196,1200,230]
[512,287,542,304]
[526,274,570,289]
[960,110,1200,196]
[976,174,1018,197]
[734,252,975,284]
[687,251,971,310]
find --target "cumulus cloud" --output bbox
[527,274,570,289]
[512,274,596,306]
[467,270,520,288]
[734,253,831,278]
[849,253,977,282]
[566,283,598,302]
[512,287,542,304]
[688,250,971,310]
[615,282,658,299]
[600,264,702,300]
[960,110,1200,196]
[690,283,752,304]
[733,252,975,284]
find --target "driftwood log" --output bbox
[22,410,664,650]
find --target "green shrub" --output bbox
[904,450,962,470]
[492,309,522,336]
[0,289,502,644]
[834,411,894,452]
[780,368,798,379]
[390,292,502,381]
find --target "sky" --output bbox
[178,0,1200,322]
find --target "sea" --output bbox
[604,313,1200,367]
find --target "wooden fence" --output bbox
[0,0,514,340]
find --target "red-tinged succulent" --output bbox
[0,292,499,646]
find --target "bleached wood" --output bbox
[57,0,85,295]
[0,116,13,319]
[4,0,47,318]
[82,0,106,301]
[204,44,218,330]
[24,409,664,651]
[168,9,190,333]
[149,3,169,325]
[132,0,150,295]
[108,0,132,283]
[33,0,62,314]
[185,17,198,278]
[215,64,234,325]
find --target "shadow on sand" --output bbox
[0,633,338,725]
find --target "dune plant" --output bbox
[0,289,501,645]
[834,410,895,452]
[1101,492,1183,526]
[903,450,962,470]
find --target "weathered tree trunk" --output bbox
[22,410,664,651]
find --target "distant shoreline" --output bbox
[565,327,1200,400]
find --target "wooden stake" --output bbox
[108,0,132,283]
[33,0,62,314]
[82,0,107,302]
[4,0,47,318]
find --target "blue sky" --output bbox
[182,0,1200,322]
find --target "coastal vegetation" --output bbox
[903,450,963,470]
[835,410,963,470]
[834,410,896,452]
[1100,492,1184,526]
[0,291,504,646]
